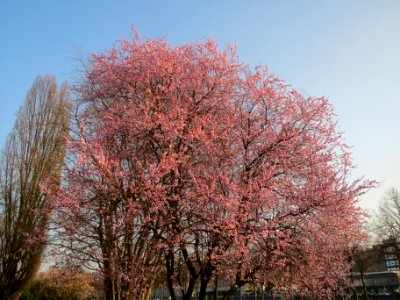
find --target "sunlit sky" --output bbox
[1,1,399,214]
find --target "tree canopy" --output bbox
[52,34,372,300]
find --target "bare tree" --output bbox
[374,188,400,241]
[0,75,70,299]
[368,186,400,300]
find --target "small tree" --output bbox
[21,267,98,300]
[351,244,376,299]
[0,75,70,299]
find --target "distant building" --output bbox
[353,271,400,295]
[351,240,400,295]
[373,241,400,272]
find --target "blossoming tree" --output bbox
[55,33,372,300]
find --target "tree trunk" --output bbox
[0,290,19,300]
[221,285,242,300]
[198,276,212,300]
[103,275,118,300]
[141,287,152,300]
[214,275,218,300]
[166,251,177,300]
[198,264,213,300]
[182,276,196,300]
[361,272,368,300]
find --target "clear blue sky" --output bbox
[1,0,400,213]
